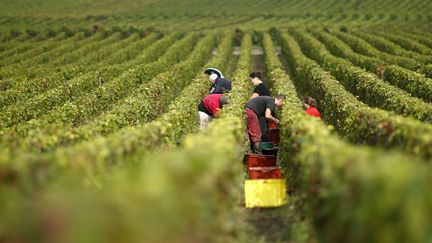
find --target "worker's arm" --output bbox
[249,93,259,100]
[213,108,221,118]
[265,108,279,124]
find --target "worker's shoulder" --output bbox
[248,95,273,105]
[206,93,224,99]
[256,95,273,101]
[217,77,231,83]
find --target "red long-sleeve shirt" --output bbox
[198,94,224,116]
[306,106,320,118]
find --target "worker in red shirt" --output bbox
[303,96,320,118]
[198,94,229,130]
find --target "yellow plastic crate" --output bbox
[244,179,287,208]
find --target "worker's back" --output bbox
[245,96,275,117]
[209,77,231,94]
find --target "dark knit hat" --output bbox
[219,96,229,106]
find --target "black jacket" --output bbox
[209,77,231,94]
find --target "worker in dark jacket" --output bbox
[208,73,231,94]
[244,94,285,153]
[198,94,229,130]
[204,67,231,94]
[249,71,271,100]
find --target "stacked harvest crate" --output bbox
[244,122,287,208]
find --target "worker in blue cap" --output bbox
[204,67,232,94]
